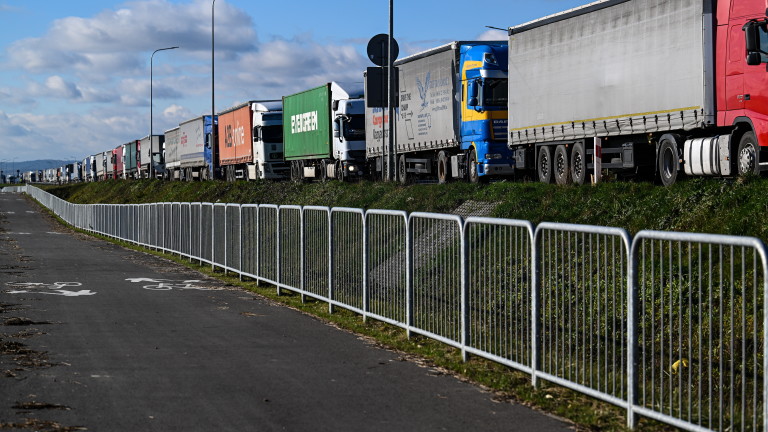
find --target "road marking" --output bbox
[4,281,96,297]
[126,278,213,291]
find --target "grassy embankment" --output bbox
[40,176,768,431]
[45,175,768,240]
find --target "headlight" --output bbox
[485,153,503,160]
[348,165,357,172]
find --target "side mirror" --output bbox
[747,52,762,66]
[468,79,479,107]
[744,20,766,65]
[333,119,341,139]
[254,126,261,141]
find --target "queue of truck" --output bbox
[26,0,768,188]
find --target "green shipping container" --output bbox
[282,84,332,160]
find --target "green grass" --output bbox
[44,175,768,241]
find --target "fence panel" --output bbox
[408,212,464,347]
[279,206,303,293]
[331,208,365,313]
[225,204,242,273]
[179,203,191,257]
[258,205,279,285]
[465,217,535,373]
[200,203,214,265]
[631,231,768,432]
[303,207,330,301]
[241,205,259,278]
[366,210,408,327]
[213,204,227,269]
[534,223,631,409]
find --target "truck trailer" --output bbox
[507,0,768,186]
[366,41,514,183]
[179,115,215,181]
[217,101,287,181]
[138,135,165,179]
[123,140,138,179]
[164,126,181,180]
[282,82,366,182]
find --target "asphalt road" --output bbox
[0,191,573,431]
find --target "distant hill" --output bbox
[1,159,76,175]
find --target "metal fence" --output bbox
[21,185,768,432]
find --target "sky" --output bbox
[0,0,590,166]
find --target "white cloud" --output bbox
[7,0,256,77]
[476,29,507,41]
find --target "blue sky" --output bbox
[0,0,589,164]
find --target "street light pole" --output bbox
[211,0,217,180]
[150,46,179,180]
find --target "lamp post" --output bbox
[150,46,179,179]
[211,0,217,180]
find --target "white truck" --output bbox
[217,101,287,181]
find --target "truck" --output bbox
[123,140,138,179]
[178,115,215,181]
[365,41,513,183]
[164,126,181,180]
[282,82,366,182]
[96,152,107,181]
[217,101,287,181]
[507,0,768,186]
[138,135,165,179]
[113,145,124,179]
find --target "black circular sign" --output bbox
[367,34,399,66]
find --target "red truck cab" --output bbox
[718,1,768,174]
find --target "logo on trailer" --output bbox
[291,111,318,134]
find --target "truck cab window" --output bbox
[261,125,283,143]
[343,115,366,141]
[483,79,508,107]
[761,24,768,62]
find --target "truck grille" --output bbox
[492,119,508,141]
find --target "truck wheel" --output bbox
[468,151,482,183]
[335,160,344,182]
[320,160,329,183]
[657,136,679,186]
[570,142,586,185]
[437,151,449,184]
[398,155,409,184]
[737,131,760,176]
[554,145,571,185]
[537,146,553,183]
[290,161,301,183]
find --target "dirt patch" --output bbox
[0,418,86,431]
[4,317,53,326]
[12,402,71,411]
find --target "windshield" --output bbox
[343,115,366,141]
[262,125,283,143]
[483,78,508,108]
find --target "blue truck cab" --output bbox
[460,43,513,180]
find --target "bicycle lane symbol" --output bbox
[125,278,213,291]
[4,282,96,297]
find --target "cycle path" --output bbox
[0,192,573,431]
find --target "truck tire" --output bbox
[657,135,679,186]
[737,131,760,176]
[290,161,301,183]
[537,146,553,184]
[335,160,344,181]
[570,142,586,185]
[468,150,483,183]
[437,151,449,184]
[398,154,409,184]
[554,145,571,185]
[320,160,329,183]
